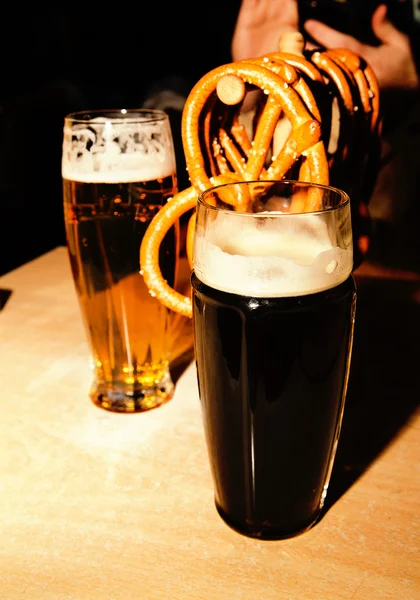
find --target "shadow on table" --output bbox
[170,347,195,385]
[0,289,13,310]
[323,273,420,512]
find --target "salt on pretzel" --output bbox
[140,33,381,318]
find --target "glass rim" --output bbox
[64,108,169,125]
[198,179,350,217]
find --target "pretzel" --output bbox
[140,33,381,318]
[241,55,328,211]
[311,47,381,258]
[324,48,380,132]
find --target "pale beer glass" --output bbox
[62,109,179,413]
[191,180,357,539]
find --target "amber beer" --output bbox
[191,181,356,539]
[62,110,183,412]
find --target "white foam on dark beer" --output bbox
[194,211,353,297]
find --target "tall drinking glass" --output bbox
[191,180,356,539]
[62,109,179,413]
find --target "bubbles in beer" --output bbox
[61,112,185,411]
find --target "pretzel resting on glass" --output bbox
[140,33,381,319]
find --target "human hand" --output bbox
[231,0,299,62]
[304,4,419,91]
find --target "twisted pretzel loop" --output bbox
[140,35,381,318]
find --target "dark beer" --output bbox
[192,274,356,539]
[191,180,356,539]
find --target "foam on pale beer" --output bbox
[194,211,353,297]
[62,118,176,183]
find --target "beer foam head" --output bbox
[194,210,353,297]
[62,114,176,183]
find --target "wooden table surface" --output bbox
[0,247,419,600]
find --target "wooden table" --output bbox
[0,247,419,600]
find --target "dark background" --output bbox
[0,6,241,276]
[0,2,418,276]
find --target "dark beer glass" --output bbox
[191,180,356,540]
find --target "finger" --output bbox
[371,4,408,46]
[304,19,362,53]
